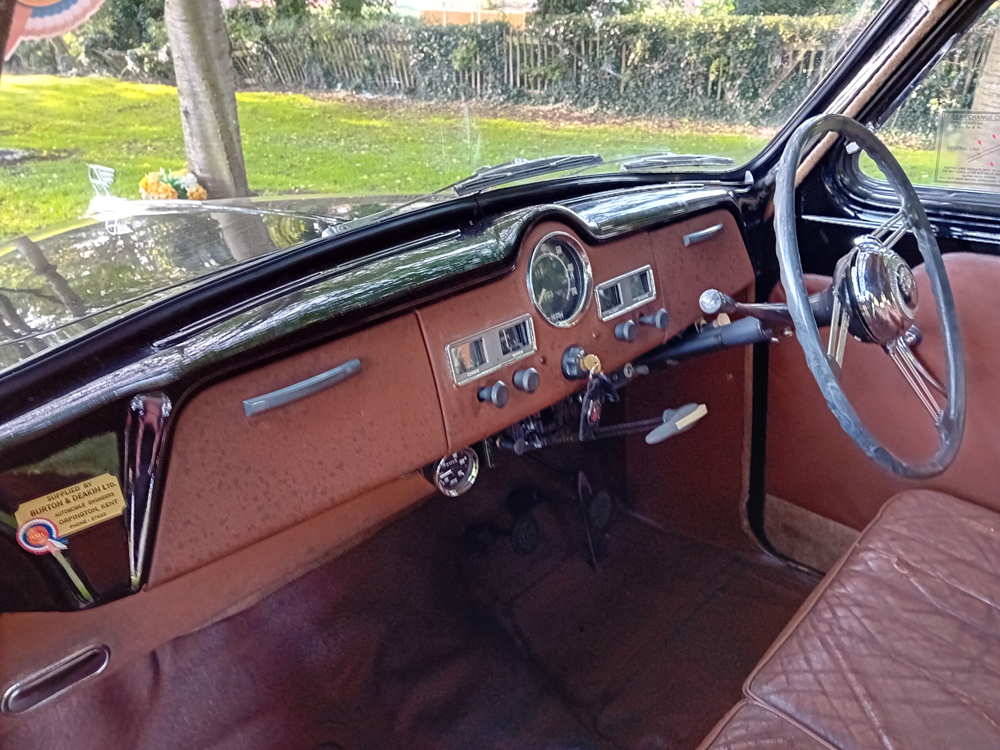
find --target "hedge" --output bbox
[6,6,997,136]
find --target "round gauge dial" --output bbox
[433,447,480,497]
[528,232,592,327]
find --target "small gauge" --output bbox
[433,447,480,497]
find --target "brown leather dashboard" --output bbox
[151,210,754,585]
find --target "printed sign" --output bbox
[934,111,1000,190]
[14,474,126,554]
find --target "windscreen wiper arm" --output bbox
[452,154,604,196]
[310,155,603,238]
[620,153,735,172]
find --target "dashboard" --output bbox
[420,211,752,451]
[0,190,761,711]
[148,207,754,584]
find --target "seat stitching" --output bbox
[748,562,1000,737]
[747,699,842,750]
[858,548,1000,646]
[740,496,903,698]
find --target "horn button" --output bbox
[843,236,918,347]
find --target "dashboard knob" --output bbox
[639,308,670,331]
[615,319,638,343]
[477,380,509,407]
[513,367,540,393]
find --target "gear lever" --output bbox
[699,287,834,327]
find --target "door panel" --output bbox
[0,473,433,739]
[766,252,1000,530]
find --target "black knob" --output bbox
[615,319,638,343]
[477,380,509,407]
[513,367,540,393]
[639,308,670,331]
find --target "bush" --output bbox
[5,3,993,138]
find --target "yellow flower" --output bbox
[142,180,178,200]
[138,172,160,193]
[187,184,207,201]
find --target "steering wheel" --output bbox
[774,113,965,479]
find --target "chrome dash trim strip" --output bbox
[124,393,172,590]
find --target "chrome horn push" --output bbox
[837,235,919,348]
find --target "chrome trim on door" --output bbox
[244,358,361,417]
[124,393,172,590]
[683,223,724,247]
[1,645,110,715]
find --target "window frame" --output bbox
[839,0,1000,222]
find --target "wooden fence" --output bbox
[231,30,832,104]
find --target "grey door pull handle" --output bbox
[244,358,362,416]
[683,223,723,247]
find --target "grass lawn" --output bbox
[0,75,930,244]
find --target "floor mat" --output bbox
[509,519,817,748]
[5,486,817,750]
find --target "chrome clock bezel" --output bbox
[432,447,480,497]
[527,231,593,328]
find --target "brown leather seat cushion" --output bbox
[701,489,1000,750]
[698,700,829,749]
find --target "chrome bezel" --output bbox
[595,264,657,322]
[445,314,537,386]
[433,447,480,497]
[1,644,110,715]
[527,231,593,328]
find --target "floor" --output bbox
[6,455,818,750]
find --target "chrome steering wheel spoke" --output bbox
[826,293,851,368]
[887,339,945,423]
[870,207,911,249]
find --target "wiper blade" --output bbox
[452,154,604,196]
[620,153,735,172]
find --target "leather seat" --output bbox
[699,489,1000,750]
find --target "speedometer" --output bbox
[527,232,592,327]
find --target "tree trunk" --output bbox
[0,0,16,76]
[164,0,250,200]
[14,236,89,320]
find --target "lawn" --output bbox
[0,75,930,244]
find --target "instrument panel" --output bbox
[447,315,536,386]
[527,231,593,327]
[596,265,657,321]
[417,211,753,451]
